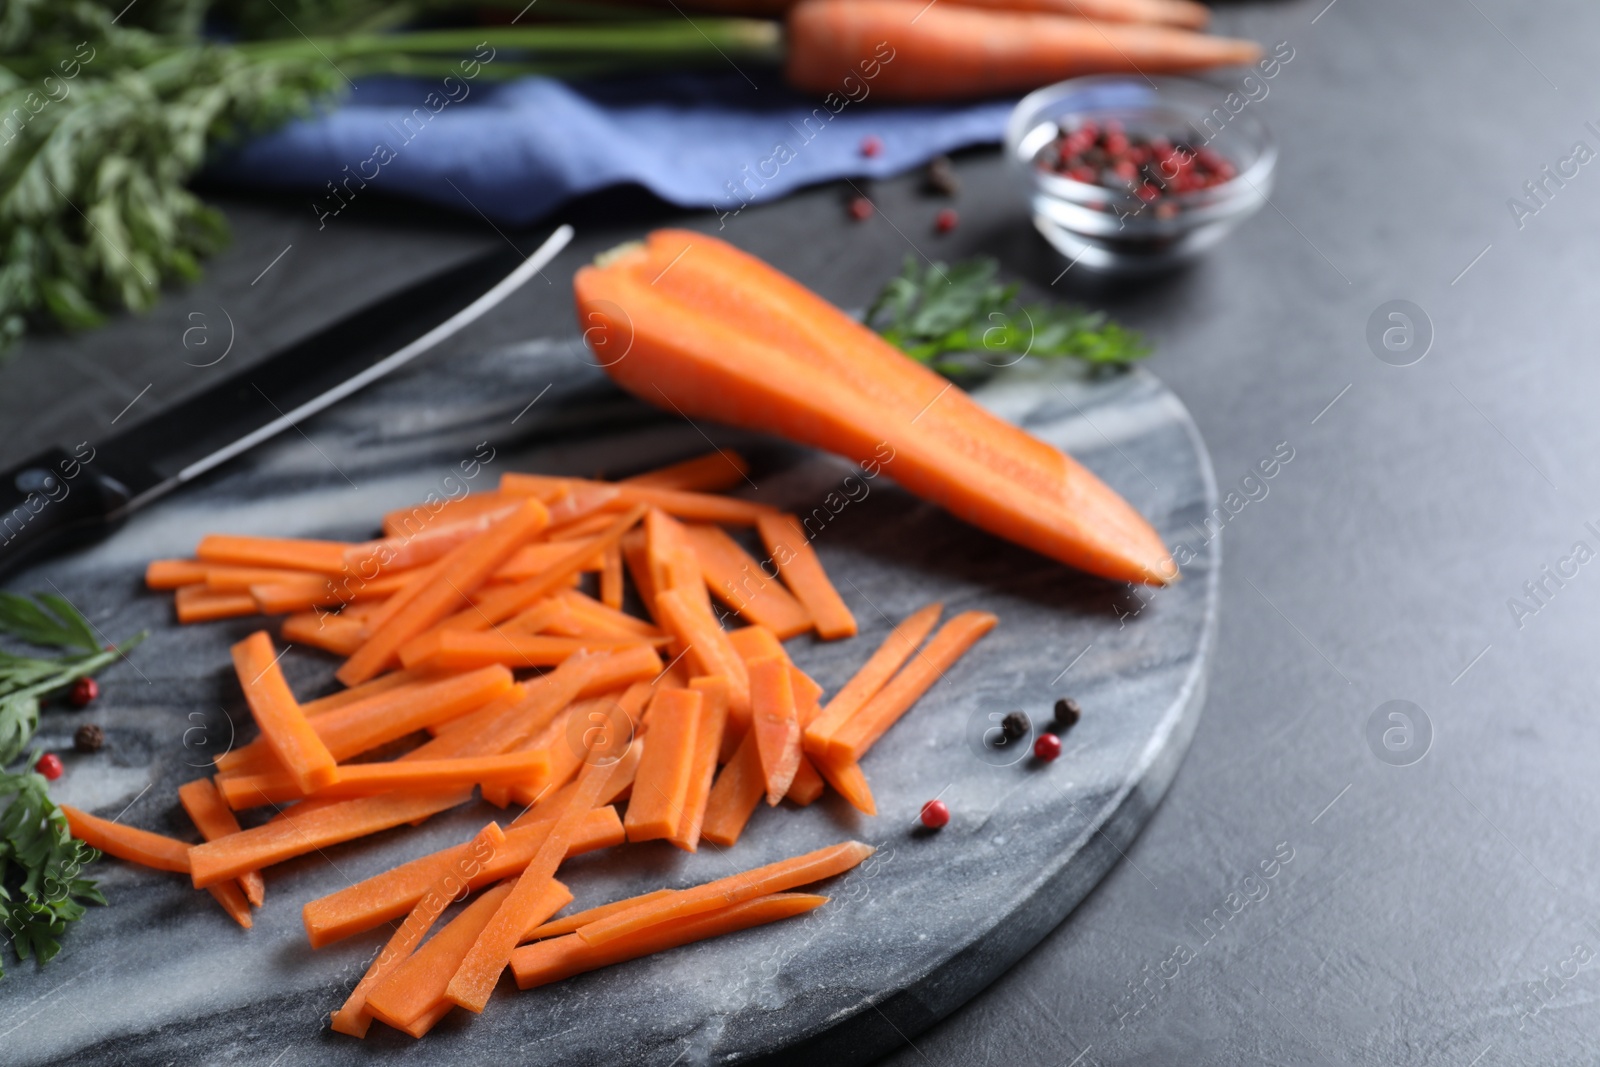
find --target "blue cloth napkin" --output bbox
[208,72,1015,227]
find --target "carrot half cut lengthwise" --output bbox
[816,611,999,764]
[754,513,856,640]
[805,601,943,755]
[513,892,827,989]
[330,822,507,1039]
[577,839,874,946]
[575,229,1173,586]
[338,498,551,686]
[231,631,338,794]
[177,778,266,907]
[785,1,1259,103]
[190,789,471,888]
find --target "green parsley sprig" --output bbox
[866,256,1150,379]
[0,591,143,978]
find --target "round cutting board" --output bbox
[3,337,1218,1066]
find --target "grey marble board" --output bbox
[1,336,1218,1067]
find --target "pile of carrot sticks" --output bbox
[63,450,995,1037]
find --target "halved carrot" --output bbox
[623,688,703,843]
[219,665,512,775]
[812,750,876,815]
[219,751,549,809]
[684,525,811,638]
[815,611,999,763]
[196,534,355,574]
[446,755,618,1012]
[281,611,364,656]
[669,675,730,852]
[190,789,471,888]
[178,778,265,906]
[576,840,872,946]
[748,657,801,806]
[175,586,258,624]
[61,805,191,874]
[756,512,856,639]
[620,450,751,492]
[521,888,678,942]
[397,630,649,673]
[699,730,765,848]
[365,877,572,1037]
[502,473,779,526]
[513,892,826,989]
[301,806,623,947]
[804,602,943,756]
[232,632,338,794]
[577,230,1173,585]
[600,544,624,610]
[338,499,551,685]
[145,559,208,589]
[330,822,506,1038]
[653,587,750,716]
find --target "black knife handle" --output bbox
[0,446,132,580]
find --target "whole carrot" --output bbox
[785,0,1261,102]
[683,0,1208,25]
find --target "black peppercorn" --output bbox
[925,155,960,197]
[1053,697,1082,730]
[74,723,104,754]
[1000,710,1030,742]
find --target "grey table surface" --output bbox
[3,0,1597,1063]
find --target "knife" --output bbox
[0,224,575,579]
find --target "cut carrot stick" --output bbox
[196,534,355,575]
[219,751,549,809]
[812,750,877,815]
[785,756,826,806]
[668,676,729,852]
[600,544,624,610]
[748,657,801,806]
[523,887,680,943]
[301,669,425,718]
[301,806,623,947]
[495,540,604,581]
[514,892,826,989]
[623,688,703,843]
[620,527,658,619]
[338,499,551,685]
[145,559,208,589]
[755,512,856,639]
[202,565,325,592]
[698,730,765,848]
[178,778,265,906]
[382,491,521,540]
[559,590,664,639]
[219,665,512,775]
[330,822,506,1038]
[506,692,649,813]
[190,789,471,888]
[577,840,872,946]
[248,570,410,615]
[684,525,812,638]
[418,504,645,639]
[445,754,618,1013]
[653,587,749,717]
[354,502,520,575]
[578,234,1175,586]
[281,611,364,656]
[547,511,622,540]
[175,586,257,624]
[727,624,786,665]
[804,602,943,756]
[816,611,998,763]
[232,631,338,794]
[502,473,778,526]
[397,630,649,673]
[208,878,255,928]
[365,877,572,1037]
[503,597,569,637]
[620,450,751,492]
[61,805,191,874]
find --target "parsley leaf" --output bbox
[866,256,1151,379]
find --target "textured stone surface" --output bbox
[2,339,1215,1066]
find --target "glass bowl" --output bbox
[1005,75,1277,274]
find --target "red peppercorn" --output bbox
[860,135,883,158]
[920,799,950,829]
[1136,182,1161,203]
[847,196,874,221]
[934,208,958,234]
[35,752,63,780]
[1034,733,1062,761]
[68,676,99,708]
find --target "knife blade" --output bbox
[0,224,574,579]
